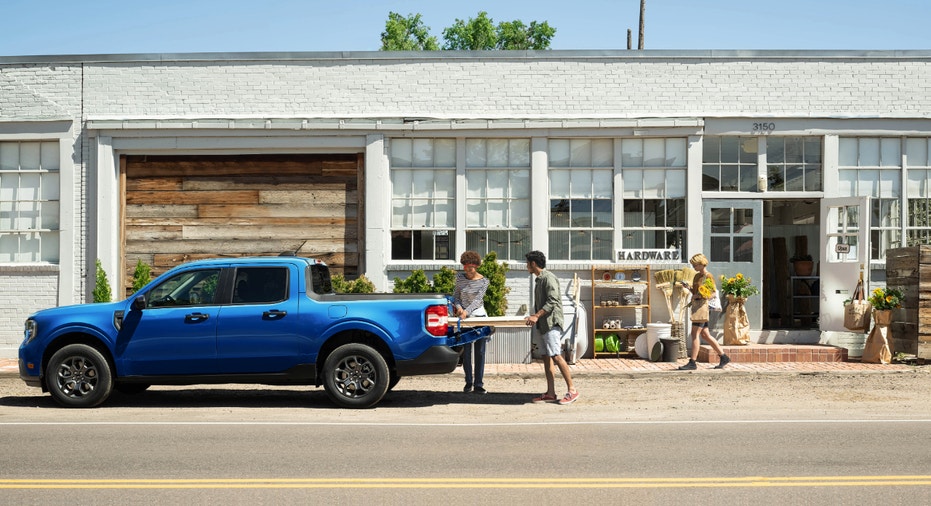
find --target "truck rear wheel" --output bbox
[322,343,390,408]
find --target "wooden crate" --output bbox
[885,246,931,359]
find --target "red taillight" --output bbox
[425,304,449,336]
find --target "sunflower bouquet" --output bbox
[698,276,715,298]
[867,287,904,310]
[719,273,759,298]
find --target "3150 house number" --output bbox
[752,122,776,133]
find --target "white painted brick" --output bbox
[1,52,931,358]
[0,273,58,351]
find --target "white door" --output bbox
[819,197,871,331]
[703,200,764,330]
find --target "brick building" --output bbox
[1,50,930,358]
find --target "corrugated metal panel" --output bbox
[486,327,532,364]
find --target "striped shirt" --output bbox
[453,273,490,317]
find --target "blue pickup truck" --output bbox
[18,256,492,409]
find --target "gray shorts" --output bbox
[536,325,563,357]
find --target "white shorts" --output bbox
[535,326,563,357]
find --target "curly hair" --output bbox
[525,250,547,269]
[459,250,482,266]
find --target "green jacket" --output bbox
[533,269,564,333]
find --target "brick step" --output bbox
[697,344,848,363]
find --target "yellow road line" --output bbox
[1,476,931,489]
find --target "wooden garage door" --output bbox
[122,154,362,292]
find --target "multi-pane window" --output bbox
[709,207,755,263]
[621,138,688,257]
[465,139,531,260]
[702,136,758,191]
[838,137,902,261]
[766,137,823,191]
[905,138,931,246]
[825,204,863,264]
[0,141,60,263]
[548,139,613,260]
[390,138,456,260]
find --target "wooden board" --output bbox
[121,154,363,293]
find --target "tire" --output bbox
[45,344,113,408]
[388,371,401,392]
[115,383,151,395]
[322,343,390,409]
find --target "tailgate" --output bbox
[446,324,494,347]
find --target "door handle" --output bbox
[185,312,210,323]
[263,310,287,319]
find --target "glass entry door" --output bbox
[703,200,764,330]
[819,197,870,331]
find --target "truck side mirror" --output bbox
[132,295,147,311]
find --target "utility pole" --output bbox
[627,29,632,50]
[638,0,646,49]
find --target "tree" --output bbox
[381,11,556,51]
[380,12,440,51]
[443,11,555,50]
[442,11,498,50]
[495,20,556,50]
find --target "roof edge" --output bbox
[3,49,931,64]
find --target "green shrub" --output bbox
[93,259,112,303]
[478,251,509,316]
[390,253,509,316]
[131,259,152,293]
[392,270,433,294]
[431,266,457,294]
[332,273,376,293]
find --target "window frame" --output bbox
[766,136,823,192]
[389,138,457,261]
[838,136,904,262]
[547,138,615,261]
[905,138,931,247]
[464,138,531,261]
[0,140,61,264]
[619,138,688,258]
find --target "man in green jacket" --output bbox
[524,250,580,405]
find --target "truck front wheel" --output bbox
[322,343,390,409]
[46,344,113,408]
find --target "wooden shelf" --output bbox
[591,266,651,358]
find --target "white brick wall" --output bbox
[0,270,59,355]
[70,56,931,119]
[2,50,931,358]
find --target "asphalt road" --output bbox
[1,371,930,504]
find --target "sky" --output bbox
[0,0,928,57]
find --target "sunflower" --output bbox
[719,273,760,298]
[867,287,904,310]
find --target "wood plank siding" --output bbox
[121,154,363,294]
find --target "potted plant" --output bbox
[867,287,904,326]
[790,254,814,276]
[862,286,904,364]
[719,273,760,345]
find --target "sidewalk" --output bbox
[0,356,916,379]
